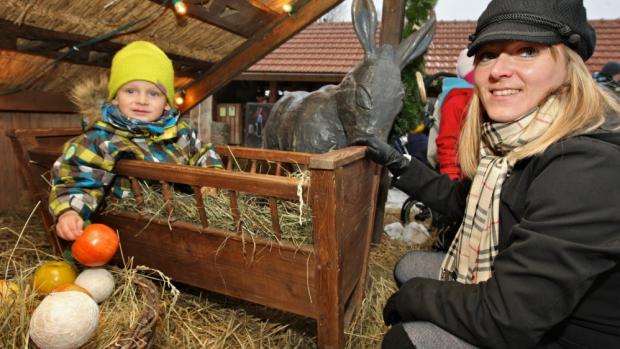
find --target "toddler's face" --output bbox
[112,80,169,122]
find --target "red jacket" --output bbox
[436,88,473,180]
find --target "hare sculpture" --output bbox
[263,0,436,153]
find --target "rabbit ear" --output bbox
[395,10,437,70]
[352,0,377,58]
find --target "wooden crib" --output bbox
[8,127,381,349]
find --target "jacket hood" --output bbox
[588,114,620,147]
[438,77,473,109]
[69,74,108,128]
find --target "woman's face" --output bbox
[474,41,568,123]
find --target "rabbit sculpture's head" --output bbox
[338,0,436,142]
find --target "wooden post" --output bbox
[380,0,406,47]
[312,169,344,349]
[187,96,214,143]
[268,81,278,103]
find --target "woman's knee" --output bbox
[394,251,445,285]
[382,324,416,349]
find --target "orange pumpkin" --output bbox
[71,224,119,267]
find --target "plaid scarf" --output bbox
[439,96,560,283]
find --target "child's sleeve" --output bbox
[48,134,116,220]
[177,121,223,168]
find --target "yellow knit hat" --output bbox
[107,41,175,106]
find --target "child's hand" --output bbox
[201,187,218,197]
[55,210,84,241]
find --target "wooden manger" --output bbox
[8,127,381,349]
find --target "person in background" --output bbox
[593,60,620,95]
[434,49,475,180]
[50,41,222,241]
[356,0,620,347]
[404,123,430,166]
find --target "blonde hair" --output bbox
[459,45,620,178]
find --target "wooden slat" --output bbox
[229,190,241,232]
[160,181,174,218]
[181,0,344,111]
[312,168,345,349]
[215,145,312,165]
[100,213,319,318]
[236,72,345,83]
[113,160,306,201]
[129,177,144,210]
[0,90,74,113]
[338,160,379,312]
[193,186,210,228]
[7,130,62,253]
[308,146,367,170]
[268,197,281,239]
[4,123,79,214]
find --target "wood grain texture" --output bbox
[2,115,79,212]
[101,212,318,317]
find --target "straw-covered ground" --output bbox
[0,204,432,349]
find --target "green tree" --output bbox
[392,0,437,137]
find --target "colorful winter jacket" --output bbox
[49,103,222,220]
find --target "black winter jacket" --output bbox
[393,124,620,349]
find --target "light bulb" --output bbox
[175,95,185,105]
[282,3,292,13]
[172,0,187,15]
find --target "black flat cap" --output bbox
[467,0,596,61]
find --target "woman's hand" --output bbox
[352,136,410,176]
[383,278,419,326]
[55,210,84,241]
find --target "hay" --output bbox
[102,172,314,247]
[0,1,244,62]
[1,207,432,349]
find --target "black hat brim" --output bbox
[467,21,563,57]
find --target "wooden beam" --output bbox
[380,0,406,47]
[236,72,345,83]
[0,90,75,113]
[149,0,278,38]
[181,0,345,111]
[0,19,212,76]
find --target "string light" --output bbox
[175,89,185,106]
[282,3,293,14]
[172,0,187,15]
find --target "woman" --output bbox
[356,0,620,348]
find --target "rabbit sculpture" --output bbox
[262,0,436,153]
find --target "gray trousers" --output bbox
[392,251,478,349]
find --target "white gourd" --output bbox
[29,291,99,349]
[74,268,115,303]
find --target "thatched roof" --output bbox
[0,0,344,112]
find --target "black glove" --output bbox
[352,136,410,177]
[383,279,419,326]
[383,291,404,326]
